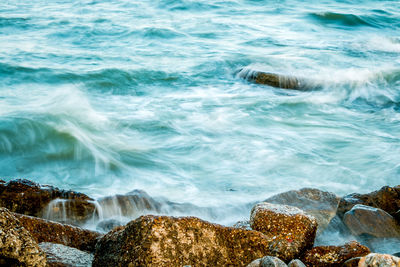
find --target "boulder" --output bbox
[337,185,400,219]
[0,179,96,225]
[14,212,102,252]
[265,188,339,234]
[0,207,47,266]
[343,204,400,238]
[93,215,300,266]
[288,259,306,267]
[358,253,400,266]
[250,202,317,260]
[301,241,370,266]
[39,242,93,267]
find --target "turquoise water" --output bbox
[1,0,400,224]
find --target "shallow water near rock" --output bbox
[0,0,399,241]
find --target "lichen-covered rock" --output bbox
[14,212,102,252]
[0,179,96,225]
[288,259,306,267]
[301,241,370,266]
[93,215,299,266]
[0,207,47,267]
[39,242,93,267]
[358,253,400,266]
[250,202,317,260]
[343,204,400,238]
[260,256,288,267]
[265,188,339,234]
[337,185,400,219]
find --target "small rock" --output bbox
[301,241,370,266]
[343,204,400,238]
[250,202,317,260]
[39,242,93,267]
[288,259,306,267]
[0,207,47,266]
[265,188,339,234]
[96,218,124,232]
[260,256,288,267]
[343,257,362,267]
[358,253,400,266]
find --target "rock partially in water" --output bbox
[250,202,317,260]
[39,242,93,267]
[265,188,339,234]
[96,218,123,233]
[0,207,47,267]
[93,215,301,266]
[337,185,400,219]
[14,212,102,252]
[343,204,400,238]
[287,259,306,267]
[0,179,96,225]
[358,253,400,266]
[301,241,370,267]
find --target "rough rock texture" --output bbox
[343,204,400,238]
[93,215,302,266]
[265,188,339,234]
[260,256,288,267]
[0,179,96,225]
[39,242,93,267]
[337,185,400,219]
[250,202,318,260]
[14,213,102,252]
[0,208,47,267]
[358,253,400,266]
[301,241,370,267]
[288,259,306,267]
[343,257,362,267]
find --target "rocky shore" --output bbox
[0,179,399,266]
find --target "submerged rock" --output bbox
[358,253,400,266]
[301,241,370,267]
[337,185,400,219]
[93,215,301,266]
[250,202,318,260]
[0,179,96,225]
[343,204,400,238]
[265,188,339,234]
[14,212,101,252]
[39,242,93,267]
[0,207,47,267]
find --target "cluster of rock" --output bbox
[0,178,399,266]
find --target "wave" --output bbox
[309,12,380,28]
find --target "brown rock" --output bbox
[343,204,400,238]
[265,188,339,234]
[337,185,400,219]
[301,241,370,267]
[0,179,96,225]
[0,207,47,267]
[343,257,362,267]
[250,202,318,260]
[93,215,298,267]
[358,253,400,266]
[14,212,102,252]
[39,242,93,267]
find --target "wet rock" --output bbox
[96,218,123,232]
[265,188,339,234]
[288,259,306,267]
[337,185,400,219]
[247,258,262,267]
[250,202,318,260]
[14,212,102,252]
[394,252,400,257]
[343,257,362,267]
[343,204,400,238]
[0,207,47,266]
[301,241,370,266]
[0,179,96,225]
[260,256,288,267]
[39,242,93,267]
[358,253,400,266]
[233,220,252,230]
[93,215,299,266]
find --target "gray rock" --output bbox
[260,256,288,267]
[265,188,339,234]
[343,204,400,238]
[247,258,261,267]
[288,259,306,267]
[39,242,93,267]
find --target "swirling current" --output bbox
[1,0,400,250]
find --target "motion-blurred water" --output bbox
[1,0,400,228]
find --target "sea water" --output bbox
[1,0,399,242]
